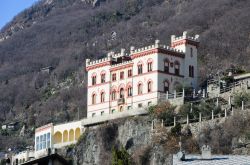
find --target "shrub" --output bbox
[179,102,221,122]
[112,146,132,165]
[233,91,250,108]
[170,122,182,136]
[148,102,176,125]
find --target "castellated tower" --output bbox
[171,31,200,88]
[85,31,199,118]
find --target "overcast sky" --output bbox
[0,0,39,29]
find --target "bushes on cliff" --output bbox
[233,91,250,108]
[148,102,176,125]
[198,112,250,154]
[112,146,132,165]
[179,102,221,122]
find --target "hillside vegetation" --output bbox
[0,0,250,150]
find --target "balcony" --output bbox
[117,98,125,105]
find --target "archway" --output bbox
[54,132,62,144]
[119,106,124,112]
[75,128,81,141]
[63,130,69,142]
[69,129,74,142]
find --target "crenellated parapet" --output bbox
[86,48,130,70]
[171,31,199,47]
[131,39,185,59]
[85,32,193,70]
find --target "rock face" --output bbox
[73,116,172,165]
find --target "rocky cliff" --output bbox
[73,116,172,165]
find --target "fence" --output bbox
[151,102,250,131]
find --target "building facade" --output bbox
[11,121,82,165]
[86,31,199,118]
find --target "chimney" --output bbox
[130,46,135,53]
[121,48,125,56]
[155,39,160,48]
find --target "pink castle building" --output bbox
[86,31,199,118]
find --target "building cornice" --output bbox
[131,48,185,59]
[86,61,111,71]
[110,63,133,71]
[35,123,53,133]
[171,39,199,47]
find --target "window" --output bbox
[100,92,105,103]
[128,69,132,77]
[101,111,104,116]
[164,81,169,93]
[42,134,46,149]
[138,83,143,95]
[128,86,132,97]
[101,74,105,83]
[190,47,193,57]
[92,94,96,104]
[148,81,152,93]
[36,136,39,151]
[174,62,180,75]
[92,76,96,85]
[138,103,142,108]
[189,65,194,77]
[138,64,143,74]
[148,62,152,72]
[164,60,169,73]
[39,135,43,150]
[111,90,116,100]
[120,71,124,80]
[112,109,115,114]
[112,73,116,81]
[127,106,132,110]
[92,113,96,117]
[120,88,124,98]
[47,133,50,148]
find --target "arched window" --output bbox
[164,81,169,93]
[127,86,133,97]
[174,61,180,75]
[189,65,194,77]
[164,59,170,73]
[190,47,193,57]
[120,88,124,98]
[120,71,124,80]
[138,83,143,95]
[92,93,96,104]
[128,69,132,77]
[138,62,143,74]
[148,81,152,93]
[147,59,153,72]
[111,90,116,101]
[112,73,116,81]
[101,73,105,83]
[100,92,105,103]
[119,106,124,112]
[92,75,97,85]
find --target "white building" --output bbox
[86,31,200,118]
[11,121,82,164]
